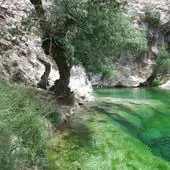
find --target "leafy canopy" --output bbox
[43,0,147,73]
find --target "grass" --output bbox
[0,80,58,170]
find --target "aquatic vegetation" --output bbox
[49,88,170,170]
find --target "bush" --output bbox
[150,79,161,87]
[157,47,170,74]
[102,68,113,80]
[159,47,170,60]
[149,47,170,86]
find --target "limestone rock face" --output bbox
[0,0,45,86]
[70,66,94,103]
[0,0,94,102]
[91,56,155,87]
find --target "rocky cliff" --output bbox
[0,0,94,102]
[91,0,170,88]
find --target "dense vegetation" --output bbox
[50,0,147,71]
[149,47,170,86]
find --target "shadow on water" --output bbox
[91,101,170,162]
[146,136,170,161]
[91,104,142,139]
[100,102,143,119]
[69,122,93,147]
[61,115,94,149]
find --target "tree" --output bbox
[29,0,147,104]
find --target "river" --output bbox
[52,88,170,170]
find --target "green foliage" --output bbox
[157,47,170,74]
[159,47,170,60]
[102,67,113,79]
[149,79,161,87]
[119,17,147,58]
[42,0,147,73]
[0,81,57,169]
[0,128,15,170]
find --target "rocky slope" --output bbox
[127,0,170,23]
[0,0,94,102]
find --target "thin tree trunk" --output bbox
[37,57,51,89]
[30,0,74,105]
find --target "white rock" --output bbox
[160,80,170,89]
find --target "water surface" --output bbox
[95,88,170,161]
[51,88,170,170]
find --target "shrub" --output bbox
[102,68,113,80]
[157,47,170,74]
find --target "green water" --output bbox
[95,88,170,161]
[51,88,170,170]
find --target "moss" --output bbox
[142,7,161,28]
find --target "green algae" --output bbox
[49,88,170,170]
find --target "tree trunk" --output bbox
[42,38,75,105]
[37,57,51,89]
[30,0,74,105]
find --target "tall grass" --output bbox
[0,81,57,169]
